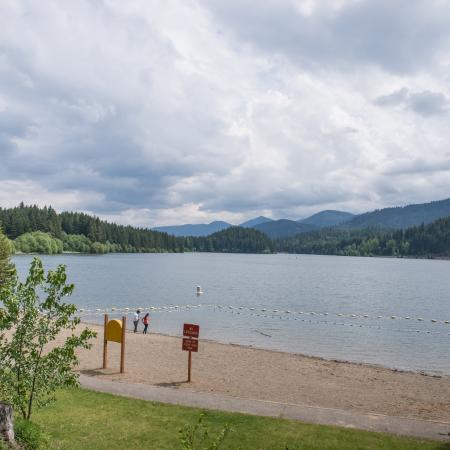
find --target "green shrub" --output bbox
[179,412,230,450]
[14,419,50,450]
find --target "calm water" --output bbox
[12,253,450,375]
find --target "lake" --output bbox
[12,253,450,375]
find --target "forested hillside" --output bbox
[0,204,273,254]
[185,226,274,253]
[0,204,180,253]
[343,198,450,229]
[276,215,450,257]
[253,219,317,238]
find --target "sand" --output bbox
[69,324,450,422]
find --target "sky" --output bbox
[1,0,450,227]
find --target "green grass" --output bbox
[31,388,449,450]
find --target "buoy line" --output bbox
[75,303,450,325]
[219,308,450,336]
[74,304,450,336]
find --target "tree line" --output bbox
[2,203,449,257]
[0,204,273,254]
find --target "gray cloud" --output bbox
[375,88,450,116]
[202,0,450,74]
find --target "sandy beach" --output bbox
[64,323,450,423]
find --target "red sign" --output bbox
[183,323,200,338]
[182,338,198,352]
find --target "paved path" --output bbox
[79,374,450,442]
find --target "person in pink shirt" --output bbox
[142,313,150,334]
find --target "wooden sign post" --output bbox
[103,314,126,373]
[182,323,199,382]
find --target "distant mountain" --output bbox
[153,221,232,237]
[344,198,450,230]
[299,210,354,228]
[240,216,273,228]
[253,219,317,239]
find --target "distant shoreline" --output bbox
[12,251,450,260]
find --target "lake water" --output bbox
[12,253,450,375]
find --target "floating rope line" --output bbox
[74,303,450,325]
[75,304,450,336]
[219,308,450,337]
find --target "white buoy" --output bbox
[196,286,203,295]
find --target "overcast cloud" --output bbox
[1,0,450,226]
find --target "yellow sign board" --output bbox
[105,319,123,343]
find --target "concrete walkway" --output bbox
[79,374,450,442]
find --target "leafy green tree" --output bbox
[62,233,92,253]
[14,231,63,254]
[0,257,96,420]
[0,228,15,287]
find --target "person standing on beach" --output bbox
[142,313,150,334]
[133,309,141,333]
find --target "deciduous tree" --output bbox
[0,258,96,420]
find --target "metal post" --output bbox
[120,316,126,373]
[188,350,192,382]
[102,314,109,369]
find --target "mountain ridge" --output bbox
[299,210,355,228]
[153,220,232,237]
[240,216,273,228]
[151,197,450,237]
[342,198,450,230]
[253,219,317,239]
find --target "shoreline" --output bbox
[69,323,450,423]
[79,319,450,379]
[116,327,450,379]
[12,251,450,260]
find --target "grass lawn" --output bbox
[32,388,449,450]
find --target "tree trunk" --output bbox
[0,402,15,444]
